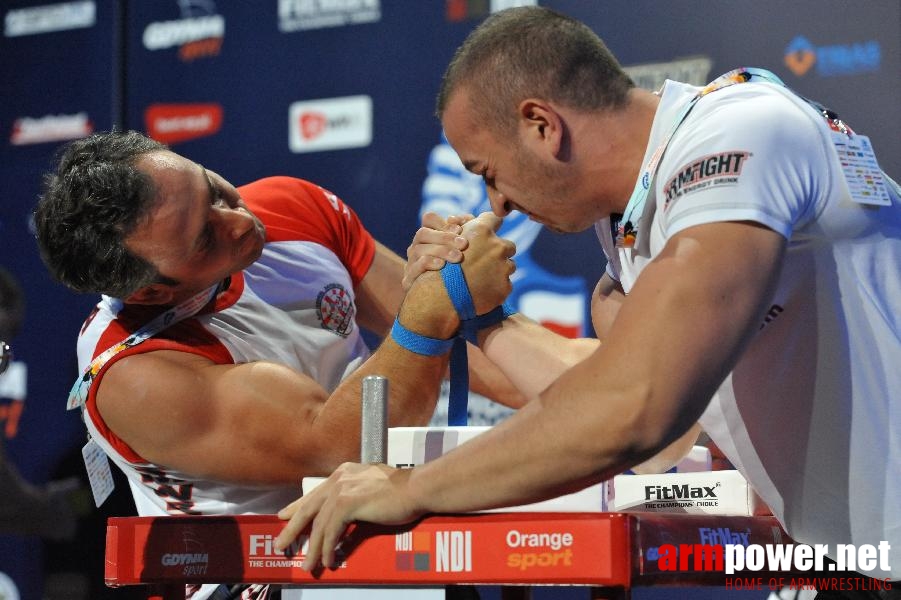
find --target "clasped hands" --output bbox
[274,211,516,569]
[406,211,516,318]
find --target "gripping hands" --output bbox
[405,212,516,318]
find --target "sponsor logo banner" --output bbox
[654,539,894,593]
[142,1,224,61]
[289,95,372,153]
[278,0,381,32]
[144,103,223,145]
[4,1,95,37]
[10,112,93,145]
[784,35,881,77]
[446,0,537,22]
[518,290,584,339]
[624,56,713,92]
[109,513,629,585]
[395,529,477,574]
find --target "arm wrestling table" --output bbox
[105,511,798,599]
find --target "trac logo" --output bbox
[142,0,224,62]
[288,95,372,153]
[0,399,23,439]
[144,103,223,145]
[395,530,472,573]
[518,289,585,339]
[664,151,751,207]
[784,36,881,78]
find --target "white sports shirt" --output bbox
[597,78,901,578]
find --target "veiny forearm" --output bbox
[307,274,456,472]
[478,314,599,401]
[405,222,786,515]
[405,362,676,515]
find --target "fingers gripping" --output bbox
[404,217,472,290]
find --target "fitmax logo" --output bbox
[249,534,304,558]
[645,484,719,501]
[699,527,752,547]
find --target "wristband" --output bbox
[390,318,455,356]
[440,262,477,321]
[439,262,517,426]
[459,302,517,344]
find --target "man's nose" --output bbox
[486,187,511,217]
[217,206,253,240]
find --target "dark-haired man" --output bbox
[34,130,519,599]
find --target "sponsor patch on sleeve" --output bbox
[663,151,752,209]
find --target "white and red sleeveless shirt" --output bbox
[76,176,376,517]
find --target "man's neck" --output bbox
[581,88,661,216]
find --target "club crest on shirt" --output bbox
[316,283,355,337]
[663,150,751,209]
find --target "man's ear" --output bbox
[517,98,563,157]
[124,284,175,305]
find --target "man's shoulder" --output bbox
[237,176,366,249]
[694,80,818,129]
[79,301,230,366]
[238,176,346,225]
[239,175,319,196]
[238,176,325,210]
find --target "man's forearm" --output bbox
[310,272,457,469]
[478,314,599,400]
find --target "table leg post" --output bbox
[590,586,630,600]
[499,586,532,600]
[146,583,185,600]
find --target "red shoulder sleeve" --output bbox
[238,177,376,286]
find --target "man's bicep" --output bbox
[96,351,218,464]
[591,272,625,340]
[96,352,339,485]
[596,221,786,445]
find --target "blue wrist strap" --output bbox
[459,303,517,344]
[439,262,517,426]
[390,318,455,356]
[446,337,470,427]
[441,261,477,321]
